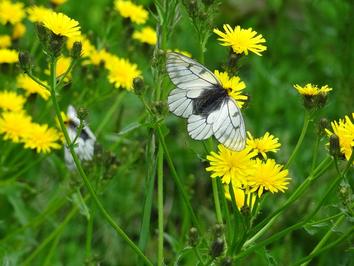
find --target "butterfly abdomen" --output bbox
[192,85,228,116]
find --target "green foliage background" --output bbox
[0,0,353,265]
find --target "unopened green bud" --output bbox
[49,34,64,58]
[317,118,329,136]
[77,107,88,121]
[188,227,198,247]
[152,101,168,116]
[329,134,341,158]
[213,224,223,238]
[18,51,31,72]
[220,257,233,266]
[71,41,82,59]
[133,77,145,95]
[316,93,328,109]
[210,237,224,258]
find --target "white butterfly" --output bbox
[64,105,96,170]
[166,52,246,151]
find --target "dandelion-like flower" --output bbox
[224,185,256,209]
[206,144,258,185]
[0,91,26,111]
[0,0,25,25]
[12,22,26,40]
[213,24,267,56]
[0,49,18,64]
[88,48,113,66]
[114,0,148,24]
[41,11,80,38]
[247,132,281,159]
[22,123,62,153]
[67,34,94,57]
[133,27,157,45]
[294,84,332,96]
[0,35,11,48]
[0,111,32,142]
[248,159,290,197]
[214,70,247,108]
[17,74,50,100]
[106,56,141,90]
[326,114,354,161]
[27,5,54,23]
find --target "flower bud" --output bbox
[152,101,168,116]
[316,93,328,109]
[49,34,65,58]
[188,227,198,247]
[71,41,82,59]
[220,257,233,266]
[133,77,145,95]
[213,224,223,238]
[77,107,88,121]
[18,51,31,73]
[317,118,329,136]
[329,134,341,158]
[209,237,224,258]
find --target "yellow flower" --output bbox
[0,91,26,111]
[0,49,18,64]
[41,11,80,38]
[294,83,332,96]
[224,185,256,210]
[206,144,258,186]
[133,27,157,45]
[0,0,25,25]
[248,159,290,197]
[326,114,354,161]
[106,56,141,90]
[214,70,247,108]
[22,123,62,153]
[0,35,11,48]
[213,24,267,56]
[66,34,95,57]
[247,132,281,159]
[12,22,26,40]
[27,5,54,23]
[51,0,67,6]
[114,0,148,24]
[88,48,112,66]
[0,111,32,142]
[16,74,51,100]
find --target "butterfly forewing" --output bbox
[166,52,246,151]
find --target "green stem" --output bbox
[300,214,346,266]
[24,71,51,91]
[95,92,125,136]
[57,59,76,88]
[157,144,164,266]
[157,126,201,232]
[48,57,153,266]
[285,111,311,168]
[43,232,61,266]
[86,204,95,262]
[311,134,320,172]
[212,178,223,224]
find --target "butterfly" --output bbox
[64,105,96,170]
[166,52,246,151]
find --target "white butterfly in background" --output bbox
[64,105,96,170]
[166,52,246,151]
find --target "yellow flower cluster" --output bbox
[133,27,157,45]
[0,91,26,112]
[0,49,18,64]
[17,74,51,100]
[0,35,11,48]
[206,132,289,209]
[326,113,354,161]
[294,84,332,96]
[0,0,25,25]
[114,0,148,24]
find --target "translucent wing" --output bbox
[166,52,221,118]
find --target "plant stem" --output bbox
[311,134,320,172]
[300,214,345,266]
[48,57,153,266]
[212,178,223,225]
[86,204,95,262]
[157,144,164,266]
[285,111,311,168]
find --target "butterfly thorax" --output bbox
[192,85,228,116]
[67,120,90,141]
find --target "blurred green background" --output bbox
[0,0,353,265]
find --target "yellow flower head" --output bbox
[27,5,54,23]
[16,74,50,100]
[133,27,157,46]
[66,34,95,57]
[0,35,11,48]
[214,70,247,108]
[247,132,281,159]
[294,83,332,96]
[12,22,26,40]
[0,49,18,64]
[0,90,26,111]
[0,111,32,143]
[22,123,62,153]
[206,144,258,186]
[248,159,290,197]
[224,185,256,210]
[213,24,267,56]
[51,0,67,6]
[88,48,113,66]
[41,11,80,38]
[326,114,354,161]
[114,0,148,24]
[0,0,25,25]
[106,56,141,91]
